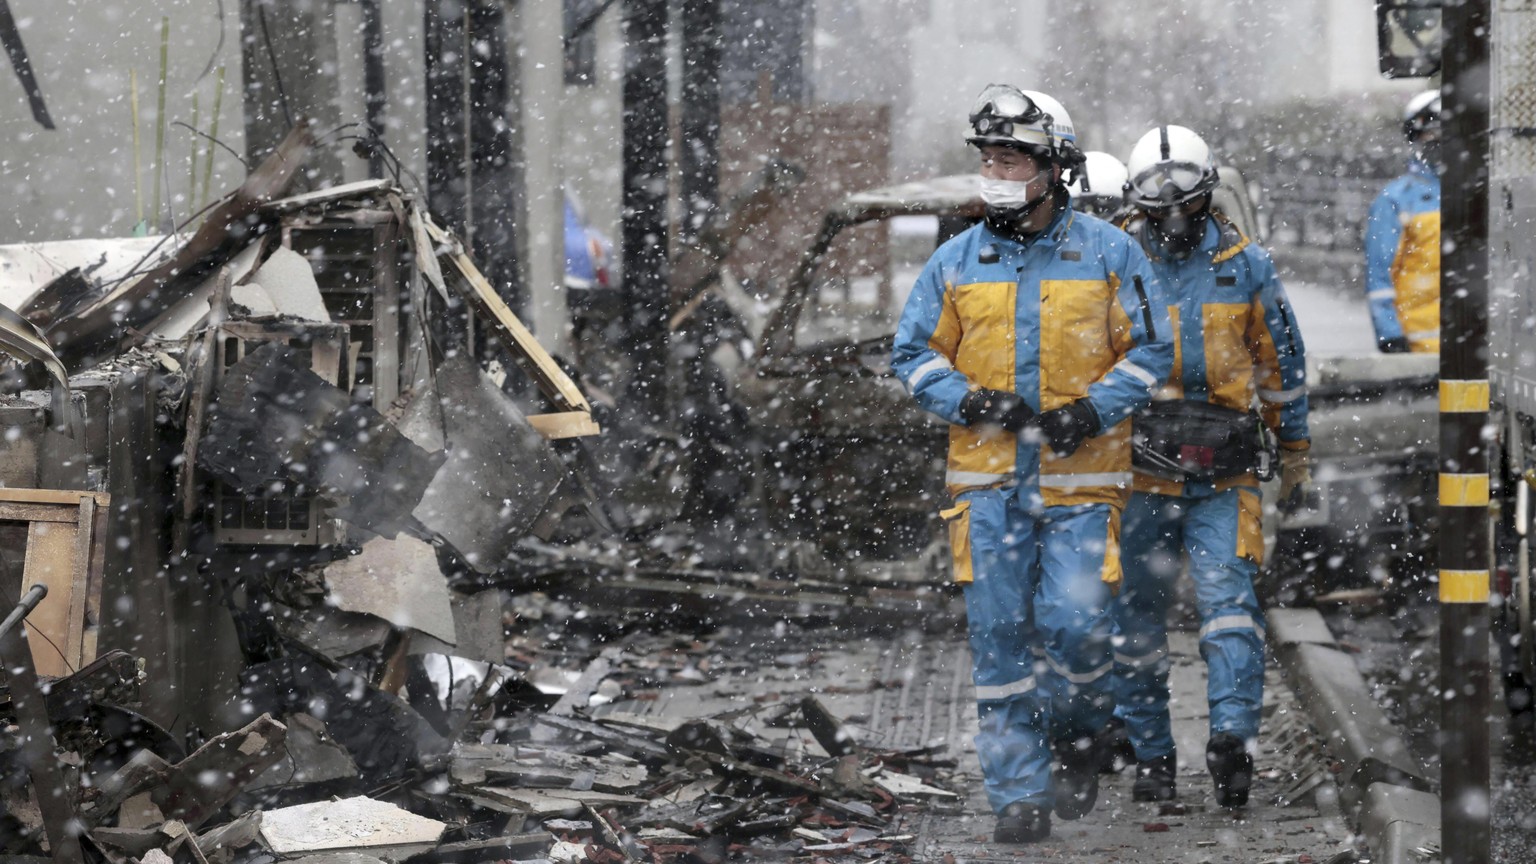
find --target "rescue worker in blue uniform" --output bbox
[1068,150,1132,223]
[1109,125,1311,807]
[892,85,1173,844]
[1365,90,1440,354]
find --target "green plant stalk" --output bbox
[188,91,199,219]
[151,16,169,229]
[130,67,143,229]
[201,66,225,211]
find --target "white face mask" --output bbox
[980,176,1039,209]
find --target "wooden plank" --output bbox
[64,495,94,668]
[527,411,601,439]
[419,215,590,413]
[0,488,110,507]
[0,502,82,523]
[21,520,79,676]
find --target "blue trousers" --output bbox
[953,487,1118,813]
[1111,488,1266,760]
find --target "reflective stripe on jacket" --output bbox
[892,204,1174,506]
[1121,212,1310,497]
[1365,159,1440,352]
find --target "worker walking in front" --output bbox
[1365,89,1441,354]
[1110,125,1311,807]
[892,84,1172,843]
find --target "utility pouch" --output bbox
[1132,400,1277,483]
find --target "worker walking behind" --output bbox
[892,85,1172,844]
[1068,150,1132,222]
[1111,125,1311,807]
[1365,89,1441,354]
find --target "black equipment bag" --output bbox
[1132,399,1277,483]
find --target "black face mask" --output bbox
[1147,200,1210,257]
[1415,139,1442,172]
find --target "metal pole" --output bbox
[621,0,670,422]
[1439,0,1492,861]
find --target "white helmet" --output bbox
[1068,151,1129,205]
[1403,89,1440,139]
[1125,125,1220,208]
[966,84,1079,166]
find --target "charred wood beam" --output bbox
[360,0,387,180]
[621,0,671,422]
[0,0,53,129]
[423,0,524,324]
[679,0,721,242]
[236,0,342,181]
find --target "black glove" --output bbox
[959,388,1034,431]
[1034,399,1101,457]
[1378,336,1410,354]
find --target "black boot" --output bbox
[1206,733,1253,808]
[1051,736,1101,820]
[1132,751,1178,802]
[1096,715,1137,774]
[994,801,1050,843]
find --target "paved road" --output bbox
[603,623,1358,861]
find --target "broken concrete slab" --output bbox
[449,743,649,793]
[323,535,456,645]
[150,714,289,829]
[243,246,331,323]
[411,355,564,572]
[407,588,504,666]
[246,713,359,793]
[258,796,445,859]
[235,659,449,785]
[458,787,647,817]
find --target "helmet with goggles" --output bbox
[1403,89,1440,140]
[1068,150,1129,209]
[1125,124,1220,209]
[966,84,1079,167]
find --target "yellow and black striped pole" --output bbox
[1440,0,1492,860]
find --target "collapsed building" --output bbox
[0,122,961,864]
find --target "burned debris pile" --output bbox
[0,124,963,864]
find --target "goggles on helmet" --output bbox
[969,84,1049,142]
[1129,160,1215,205]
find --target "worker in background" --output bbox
[1365,90,1441,354]
[1110,125,1310,807]
[1068,150,1132,222]
[892,84,1172,844]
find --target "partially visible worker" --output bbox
[1110,125,1311,808]
[892,84,1172,844]
[1365,89,1441,354]
[1067,150,1131,222]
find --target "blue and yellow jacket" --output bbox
[1365,158,1440,352]
[1123,212,1310,499]
[892,204,1174,509]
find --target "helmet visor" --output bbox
[1130,160,1210,203]
[969,84,1043,139]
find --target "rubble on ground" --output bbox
[0,123,960,863]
